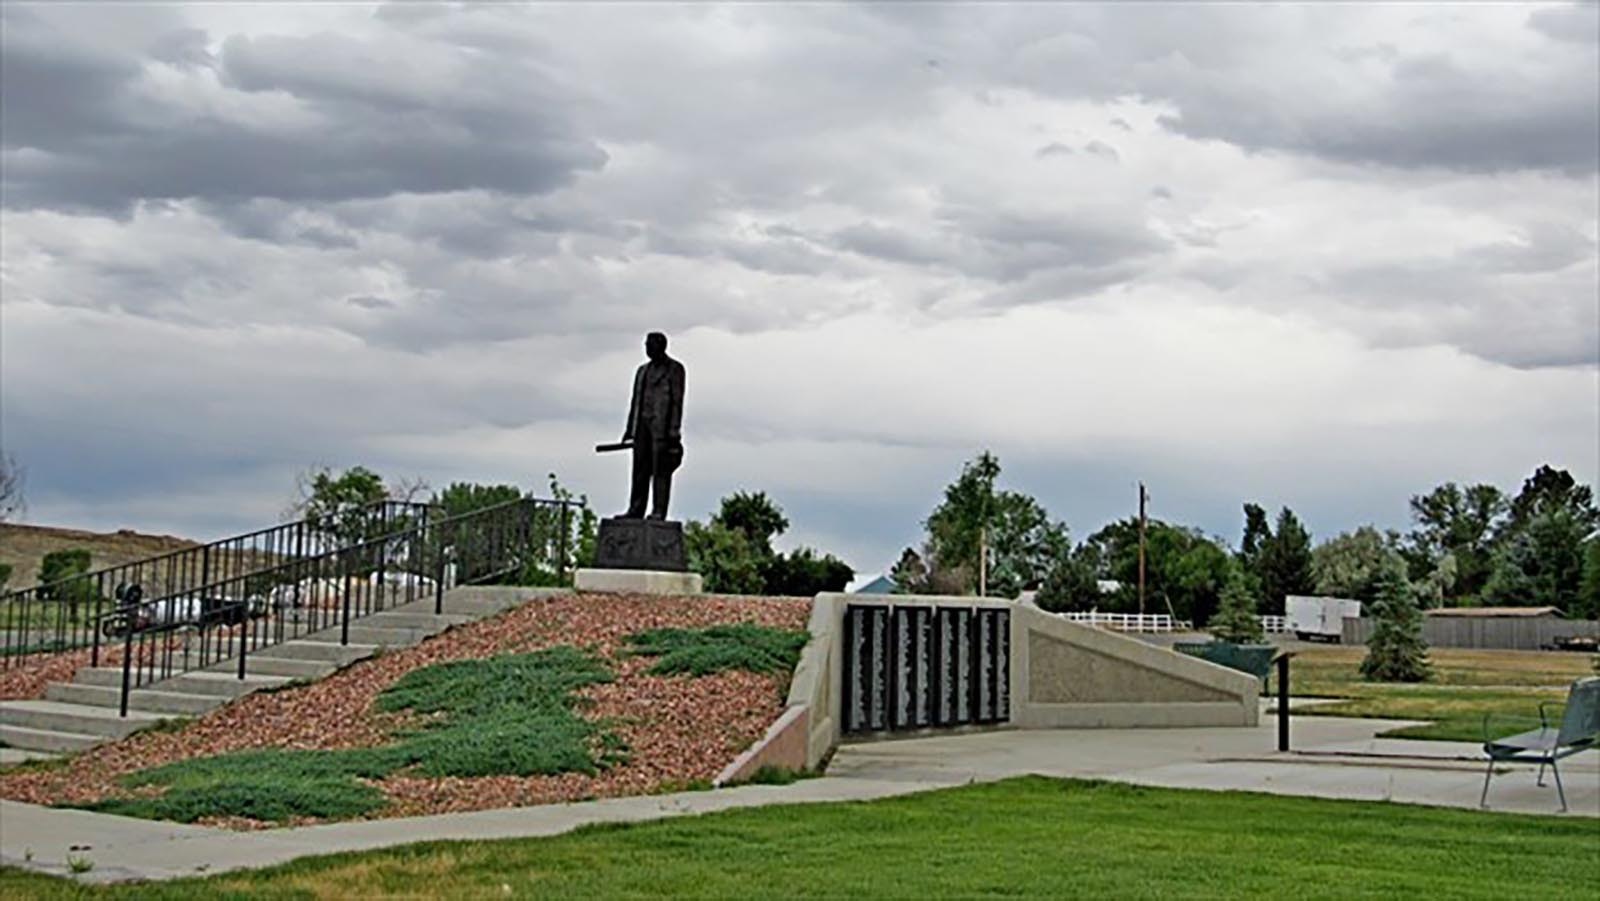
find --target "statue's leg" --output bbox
[650,464,672,520]
[625,435,651,518]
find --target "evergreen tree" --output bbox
[1578,539,1600,621]
[1209,564,1265,644]
[1258,507,1314,616]
[1360,554,1432,682]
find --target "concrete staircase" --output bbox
[0,587,544,757]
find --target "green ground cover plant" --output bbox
[625,623,808,676]
[6,777,1597,898]
[80,647,623,824]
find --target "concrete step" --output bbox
[0,746,60,768]
[0,723,102,754]
[292,622,429,647]
[45,682,223,716]
[161,671,293,698]
[361,611,474,631]
[207,655,334,679]
[0,700,166,739]
[247,641,377,664]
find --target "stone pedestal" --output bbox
[594,517,688,572]
[574,568,704,595]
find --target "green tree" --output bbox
[298,466,390,547]
[684,521,765,594]
[1482,508,1589,612]
[1081,519,1232,625]
[763,547,853,596]
[0,562,12,593]
[714,492,789,557]
[1257,507,1314,616]
[923,452,1069,596]
[925,451,1001,592]
[1504,465,1600,536]
[1209,563,1265,644]
[890,547,930,594]
[1033,548,1101,613]
[1311,526,1396,602]
[1406,482,1505,600]
[1238,503,1271,571]
[1360,554,1431,682]
[433,482,522,519]
[1578,538,1600,621]
[37,548,100,618]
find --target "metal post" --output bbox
[341,557,353,646]
[431,514,444,615]
[237,587,249,679]
[1138,483,1148,618]
[119,617,135,718]
[557,501,570,585]
[1276,653,1291,752]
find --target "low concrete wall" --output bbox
[713,706,810,786]
[1012,604,1258,728]
[786,596,838,769]
[771,593,1259,773]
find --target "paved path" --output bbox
[3,713,1595,883]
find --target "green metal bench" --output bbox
[1479,676,1599,812]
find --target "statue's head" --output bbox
[645,331,668,361]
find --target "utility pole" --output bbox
[1138,482,1148,617]
[978,525,988,597]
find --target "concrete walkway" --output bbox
[2,713,1595,883]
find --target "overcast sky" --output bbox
[2,2,1596,578]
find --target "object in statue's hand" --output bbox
[595,441,635,453]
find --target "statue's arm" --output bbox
[667,363,685,440]
[623,367,641,440]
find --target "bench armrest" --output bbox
[1537,702,1553,730]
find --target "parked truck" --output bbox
[1286,595,1362,643]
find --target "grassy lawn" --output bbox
[4,777,1598,898]
[1291,646,1597,741]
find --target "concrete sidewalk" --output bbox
[3,714,1595,884]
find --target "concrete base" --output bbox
[574,568,703,595]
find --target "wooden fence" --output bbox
[1341,616,1600,651]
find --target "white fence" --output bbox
[1259,615,1288,634]
[1063,611,1188,634]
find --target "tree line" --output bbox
[890,454,1600,624]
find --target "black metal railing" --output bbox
[100,496,580,715]
[0,501,432,667]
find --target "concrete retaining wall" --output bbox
[779,594,1259,770]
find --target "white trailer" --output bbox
[1286,595,1363,643]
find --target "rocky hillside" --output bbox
[0,523,199,592]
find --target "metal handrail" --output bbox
[100,495,583,715]
[0,500,433,668]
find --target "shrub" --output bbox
[85,648,623,824]
[626,624,809,676]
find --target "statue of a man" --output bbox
[622,331,685,519]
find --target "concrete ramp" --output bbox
[1012,604,1258,729]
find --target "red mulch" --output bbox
[0,638,183,701]
[0,593,810,826]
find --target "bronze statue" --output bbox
[620,331,684,519]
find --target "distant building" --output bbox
[852,574,898,595]
[1425,607,1565,619]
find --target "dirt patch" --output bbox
[0,592,810,824]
